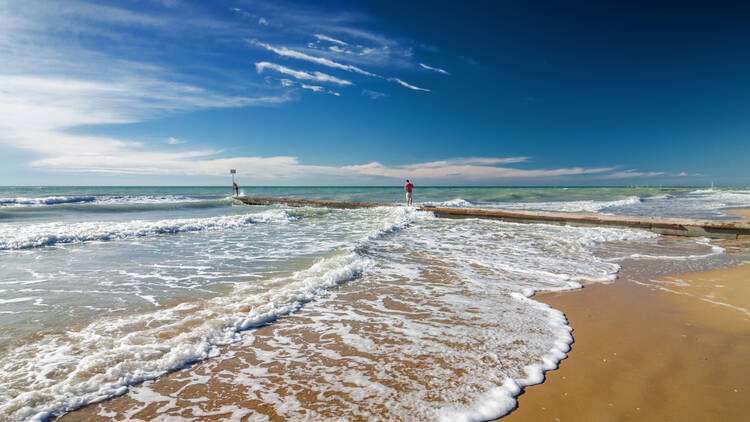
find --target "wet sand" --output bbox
[60,211,750,421]
[61,246,553,421]
[502,262,750,421]
[730,209,750,219]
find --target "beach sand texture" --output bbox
[502,262,750,421]
[61,210,750,421]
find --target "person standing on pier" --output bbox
[233,182,239,197]
[404,179,414,206]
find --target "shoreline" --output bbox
[500,209,750,421]
[59,210,750,421]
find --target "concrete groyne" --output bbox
[236,196,750,239]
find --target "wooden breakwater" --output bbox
[236,196,750,240]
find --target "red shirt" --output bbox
[405,183,414,193]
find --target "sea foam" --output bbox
[0,196,96,207]
[0,206,422,421]
[0,210,293,250]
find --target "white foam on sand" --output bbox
[81,215,665,421]
[1,205,714,421]
[0,206,423,422]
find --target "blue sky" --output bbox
[1,0,748,186]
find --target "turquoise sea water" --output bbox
[1,186,749,421]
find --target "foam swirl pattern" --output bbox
[0,186,741,421]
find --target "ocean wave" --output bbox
[0,206,424,421]
[341,217,656,421]
[0,196,96,207]
[93,194,218,205]
[702,190,750,207]
[689,188,716,194]
[498,195,643,213]
[0,195,233,212]
[422,198,475,208]
[646,193,673,200]
[0,250,371,422]
[358,206,427,244]
[0,210,294,250]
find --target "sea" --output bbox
[1,186,750,421]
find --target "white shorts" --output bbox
[406,191,412,201]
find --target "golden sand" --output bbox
[501,263,750,421]
[729,209,750,219]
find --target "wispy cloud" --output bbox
[0,74,289,173]
[388,77,430,92]
[314,34,348,46]
[301,84,322,92]
[458,56,479,67]
[362,89,388,100]
[329,45,351,54]
[300,84,340,96]
[419,63,450,75]
[253,39,433,92]
[251,40,378,77]
[258,17,269,25]
[0,71,637,182]
[600,169,665,179]
[342,158,615,181]
[255,62,353,86]
[0,1,296,180]
[413,157,529,166]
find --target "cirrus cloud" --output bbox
[255,61,353,86]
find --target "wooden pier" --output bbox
[236,196,750,240]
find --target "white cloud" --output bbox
[251,40,378,77]
[600,169,665,179]
[167,137,185,145]
[329,45,351,54]
[258,17,268,25]
[252,41,432,92]
[0,0,639,184]
[342,159,615,181]
[412,157,529,167]
[388,77,430,92]
[301,84,323,92]
[300,85,341,97]
[321,26,397,49]
[419,63,450,75]
[31,153,613,182]
[255,62,353,86]
[0,74,289,174]
[362,89,388,100]
[314,34,348,46]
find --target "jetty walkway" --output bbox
[237,197,750,240]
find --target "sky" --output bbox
[1,0,748,186]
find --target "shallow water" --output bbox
[0,186,748,421]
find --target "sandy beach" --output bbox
[5,0,750,418]
[501,264,750,421]
[57,210,750,421]
[502,210,750,421]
